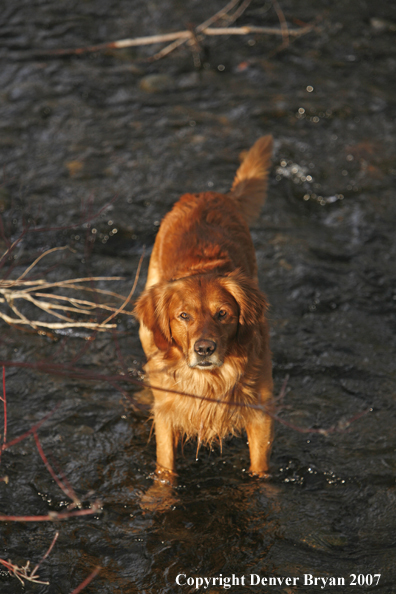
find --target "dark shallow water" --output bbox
[0,0,396,592]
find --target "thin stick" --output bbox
[32,24,312,58]
[198,0,241,29]
[274,373,289,405]
[150,0,241,61]
[0,558,49,585]
[271,0,290,46]
[0,502,102,522]
[7,298,36,328]
[48,453,83,507]
[100,249,144,326]
[224,0,252,26]
[33,431,80,504]
[6,275,124,290]
[16,246,71,282]
[1,367,6,446]
[0,228,29,269]
[199,25,311,36]
[1,403,61,453]
[30,531,59,578]
[70,567,101,594]
[0,311,116,331]
[48,31,193,55]
[30,293,130,313]
[29,193,118,234]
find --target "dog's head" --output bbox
[134,271,268,369]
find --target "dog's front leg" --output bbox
[154,410,177,482]
[246,412,274,477]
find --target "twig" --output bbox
[16,246,71,282]
[1,366,6,447]
[0,532,59,585]
[271,0,290,46]
[198,0,241,29]
[150,0,242,61]
[100,248,144,326]
[70,566,101,594]
[33,431,80,505]
[0,379,101,526]
[0,195,117,271]
[1,402,61,453]
[197,25,311,36]
[274,373,289,406]
[1,247,138,332]
[30,531,59,579]
[0,359,370,437]
[223,0,252,26]
[0,558,49,585]
[0,502,102,522]
[22,23,314,59]
[0,312,117,331]
[0,228,29,270]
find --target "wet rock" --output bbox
[177,71,200,89]
[370,17,396,32]
[139,73,175,93]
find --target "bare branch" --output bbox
[271,0,290,46]
[30,532,59,579]
[1,248,138,333]
[16,246,71,282]
[0,501,102,522]
[0,532,59,585]
[19,0,315,62]
[100,248,144,326]
[70,567,101,594]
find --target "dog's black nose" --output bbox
[194,339,217,356]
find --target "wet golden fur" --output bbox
[134,136,274,478]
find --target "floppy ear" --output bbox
[220,271,268,345]
[134,283,173,351]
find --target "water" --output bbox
[0,0,395,591]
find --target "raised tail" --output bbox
[228,135,273,225]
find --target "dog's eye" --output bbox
[218,309,227,319]
[179,312,190,321]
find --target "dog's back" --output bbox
[145,135,273,286]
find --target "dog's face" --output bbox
[167,278,239,369]
[134,271,267,370]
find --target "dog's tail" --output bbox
[228,135,273,225]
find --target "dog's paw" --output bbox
[248,469,272,480]
[140,480,178,512]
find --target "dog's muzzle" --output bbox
[190,339,219,368]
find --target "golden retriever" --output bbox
[134,136,274,481]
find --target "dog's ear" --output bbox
[220,271,268,345]
[134,283,173,351]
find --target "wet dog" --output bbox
[134,136,274,481]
